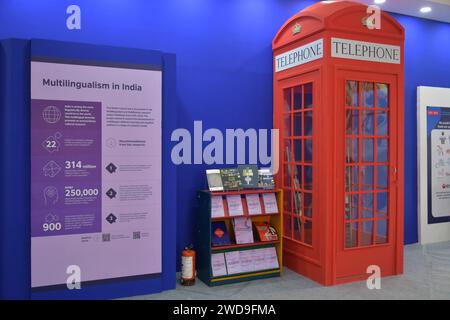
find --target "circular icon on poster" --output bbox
[42,106,62,124]
[106,138,117,148]
[44,186,59,205]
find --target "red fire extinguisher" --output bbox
[181,244,196,286]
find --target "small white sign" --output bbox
[275,39,323,72]
[418,86,450,245]
[331,37,401,64]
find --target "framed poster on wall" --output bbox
[0,39,176,299]
[30,59,162,288]
[418,86,450,244]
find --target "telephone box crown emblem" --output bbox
[361,16,369,27]
[292,23,302,35]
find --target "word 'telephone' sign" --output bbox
[331,37,401,64]
[30,60,162,288]
[274,37,401,73]
[275,39,323,72]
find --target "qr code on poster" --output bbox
[102,233,111,242]
[133,231,141,240]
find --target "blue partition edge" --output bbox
[0,39,177,300]
[0,39,32,300]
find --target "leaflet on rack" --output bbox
[246,194,262,215]
[262,193,279,214]
[226,195,244,216]
[211,253,227,277]
[211,195,225,218]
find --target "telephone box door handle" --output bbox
[392,166,398,183]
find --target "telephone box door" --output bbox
[336,70,399,280]
[277,70,321,263]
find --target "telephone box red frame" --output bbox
[273,1,404,285]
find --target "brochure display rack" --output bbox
[196,189,283,286]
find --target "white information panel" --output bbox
[31,60,162,287]
[418,86,450,244]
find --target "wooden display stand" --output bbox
[196,189,283,286]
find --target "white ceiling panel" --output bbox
[332,0,450,23]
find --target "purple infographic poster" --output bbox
[30,60,162,288]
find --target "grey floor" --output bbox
[125,241,450,300]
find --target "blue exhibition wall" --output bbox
[0,0,449,269]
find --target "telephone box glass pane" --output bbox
[284,114,292,137]
[346,81,358,107]
[345,80,390,249]
[304,166,312,190]
[376,83,389,108]
[305,139,313,163]
[294,139,302,162]
[304,83,313,108]
[294,86,302,110]
[361,193,374,218]
[376,166,388,190]
[346,109,359,135]
[293,217,302,241]
[346,138,358,163]
[376,193,388,217]
[362,82,374,108]
[282,83,314,247]
[283,164,292,188]
[377,139,388,162]
[304,193,312,218]
[284,214,292,239]
[376,219,388,244]
[304,110,313,136]
[362,110,375,135]
[284,189,292,213]
[284,140,292,162]
[345,222,358,248]
[294,165,302,190]
[361,166,374,190]
[376,111,389,136]
[362,138,374,162]
[293,191,302,216]
[284,88,292,112]
[285,140,294,162]
[345,166,358,192]
[304,220,312,245]
[360,221,373,246]
[345,194,358,220]
[294,113,302,136]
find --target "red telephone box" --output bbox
[273,1,404,285]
